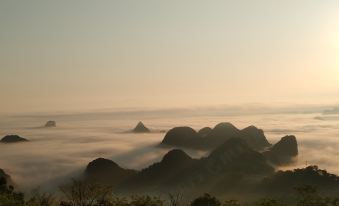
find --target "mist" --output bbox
[1,104,339,192]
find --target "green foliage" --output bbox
[223,199,241,206]
[190,194,221,206]
[0,185,24,206]
[94,196,163,206]
[295,185,327,206]
[59,179,112,206]
[5,178,339,206]
[168,193,183,206]
[263,165,339,194]
[255,198,284,206]
[0,176,24,206]
[129,195,163,206]
[58,179,164,206]
[99,196,129,206]
[294,185,339,206]
[0,193,23,206]
[25,189,56,206]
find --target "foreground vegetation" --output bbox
[2,178,339,206]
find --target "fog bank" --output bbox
[1,105,339,192]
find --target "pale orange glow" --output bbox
[0,1,339,113]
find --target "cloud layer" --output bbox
[0,106,339,192]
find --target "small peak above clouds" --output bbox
[132,121,151,133]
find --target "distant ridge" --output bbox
[160,122,272,151]
[44,120,56,127]
[261,165,339,194]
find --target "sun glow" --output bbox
[332,23,339,77]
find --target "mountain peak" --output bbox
[1,135,28,143]
[161,149,192,164]
[271,135,298,156]
[264,135,298,165]
[85,158,136,186]
[209,122,240,137]
[213,122,239,131]
[86,158,120,174]
[161,126,199,146]
[202,122,240,148]
[132,121,150,133]
[243,125,259,131]
[237,125,271,150]
[198,127,212,137]
[207,138,274,174]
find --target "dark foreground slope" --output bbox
[85,138,275,195]
[261,165,339,195]
[0,169,10,186]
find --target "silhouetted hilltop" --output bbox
[161,127,200,147]
[132,121,150,133]
[122,149,197,191]
[0,169,9,187]
[198,127,212,137]
[83,123,303,195]
[159,138,273,194]
[198,138,274,194]
[83,138,338,197]
[45,120,56,127]
[162,149,194,165]
[206,138,274,175]
[160,123,240,149]
[203,122,240,148]
[264,135,298,165]
[236,126,271,151]
[1,135,28,143]
[261,165,339,194]
[160,123,272,151]
[210,122,239,136]
[87,138,275,194]
[85,158,136,187]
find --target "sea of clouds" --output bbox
[0,105,339,192]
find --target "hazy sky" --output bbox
[1,1,339,113]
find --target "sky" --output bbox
[1,0,339,113]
